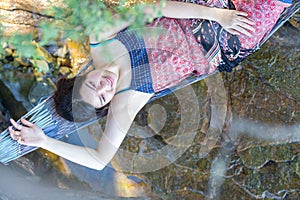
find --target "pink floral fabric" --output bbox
[143,18,216,92]
[231,0,289,49]
[142,0,289,92]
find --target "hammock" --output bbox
[0,3,299,164]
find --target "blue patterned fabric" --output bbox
[115,30,155,94]
[279,0,292,3]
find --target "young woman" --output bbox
[9,0,292,170]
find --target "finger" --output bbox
[238,21,255,32]
[17,136,25,145]
[9,131,18,140]
[11,134,19,140]
[236,11,249,17]
[10,118,22,130]
[237,16,255,26]
[20,118,34,127]
[233,25,252,37]
[8,126,21,140]
[226,28,240,36]
[8,126,21,135]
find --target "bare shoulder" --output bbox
[105,90,153,134]
[110,90,153,118]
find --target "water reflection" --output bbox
[0,163,114,200]
[230,117,300,144]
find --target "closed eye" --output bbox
[88,81,96,89]
[98,95,106,106]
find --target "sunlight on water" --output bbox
[0,163,106,200]
[114,172,149,197]
[207,153,227,199]
[230,117,300,144]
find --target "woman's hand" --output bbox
[8,118,48,147]
[214,8,255,36]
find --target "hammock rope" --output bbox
[0,3,299,164]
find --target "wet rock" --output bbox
[289,10,300,30]
[66,39,91,77]
[0,0,63,14]
[230,159,300,199]
[221,23,300,199]
[0,0,62,36]
[0,99,10,131]
[0,0,91,79]
[0,73,33,118]
[238,143,299,169]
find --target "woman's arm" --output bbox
[155,1,255,36]
[9,91,152,170]
[90,1,254,42]
[9,118,107,170]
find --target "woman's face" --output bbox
[79,69,117,108]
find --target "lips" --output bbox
[105,76,113,87]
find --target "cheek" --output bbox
[91,73,100,81]
[106,93,114,103]
[85,92,99,107]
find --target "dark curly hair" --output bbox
[53,75,108,122]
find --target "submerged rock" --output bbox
[117,23,300,199]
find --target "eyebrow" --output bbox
[85,82,94,91]
[85,83,104,106]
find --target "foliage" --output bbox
[0,0,163,75]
